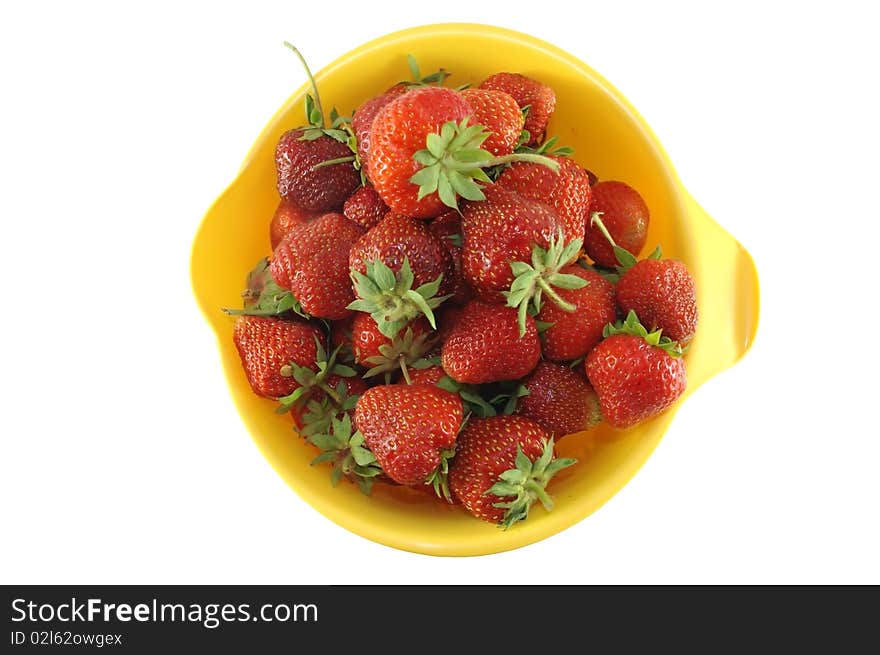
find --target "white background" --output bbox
[1,1,878,584]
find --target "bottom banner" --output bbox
[0,585,873,651]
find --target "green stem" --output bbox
[318,383,342,405]
[590,213,618,249]
[536,278,576,312]
[527,480,554,511]
[399,359,412,385]
[284,42,324,128]
[482,152,560,170]
[310,155,356,171]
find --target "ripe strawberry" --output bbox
[441,301,541,384]
[516,362,601,438]
[585,311,687,428]
[585,181,649,267]
[368,86,560,217]
[448,416,576,527]
[479,72,556,145]
[590,214,698,344]
[355,384,464,493]
[495,154,591,244]
[461,186,562,302]
[274,44,359,212]
[616,258,698,344]
[269,199,320,250]
[343,186,389,230]
[270,212,364,319]
[537,265,617,362]
[329,316,355,363]
[348,212,454,337]
[405,364,446,386]
[351,313,434,382]
[232,316,324,398]
[275,128,360,212]
[460,88,523,156]
[428,210,473,304]
[352,56,452,182]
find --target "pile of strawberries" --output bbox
[225,45,698,529]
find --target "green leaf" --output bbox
[485,482,519,498]
[426,132,446,159]
[447,170,485,201]
[437,376,460,393]
[613,245,638,270]
[407,53,420,82]
[413,149,437,166]
[547,273,588,290]
[437,173,457,209]
[412,165,441,199]
[333,364,357,378]
[351,445,377,466]
[647,245,663,260]
[452,148,493,163]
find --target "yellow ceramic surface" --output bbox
[191,23,760,556]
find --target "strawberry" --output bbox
[343,186,389,230]
[269,199,320,250]
[428,210,473,304]
[232,316,324,398]
[329,316,355,363]
[441,301,541,384]
[270,212,364,320]
[348,212,453,337]
[306,411,384,495]
[590,214,698,344]
[460,88,523,156]
[352,56,452,182]
[585,311,687,428]
[274,45,360,212]
[448,416,576,527]
[495,154,592,245]
[584,181,649,268]
[616,258,698,344]
[351,313,435,382]
[461,186,562,302]
[516,362,601,438]
[405,363,446,386]
[368,86,560,217]
[479,72,556,145]
[354,383,464,494]
[536,264,617,362]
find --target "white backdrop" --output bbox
[1,1,878,584]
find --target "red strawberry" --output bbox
[343,186,389,230]
[352,87,408,183]
[537,265,617,362]
[495,155,591,244]
[517,362,601,438]
[329,316,355,362]
[275,128,360,212]
[368,87,473,217]
[232,316,324,398]
[585,181,649,267]
[460,88,523,156]
[270,212,364,319]
[405,364,446,386]
[274,44,359,212]
[479,72,556,145]
[348,212,454,337]
[461,186,561,301]
[441,301,540,384]
[585,311,687,428]
[350,313,434,383]
[355,384,464,491]
[428,210,473,304]
[448,416,575,527]
[269,199,320,250]
[616,259,698,344]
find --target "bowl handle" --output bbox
[683,192,760,378]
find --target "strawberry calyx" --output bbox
[436,376,497,417]
[348,257,451,338]
[410,119,561,211]
[308,413,384,495]
[515,135,574,158]
[486,438,577,530]
[363,326,438,384]
[276,339,358,412]
[400,54,452,89]
[503,231,588,337]
[298,378,361,441]
[590,212,662,276]
[603,310,685,357]
[223,257,310,319]
[424,447,455,502]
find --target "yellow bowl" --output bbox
[191,23,760,556]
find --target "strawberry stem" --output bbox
[310,155,357,171]
[590,212,618,248]
[284,42,324,128]
[399,359,412,385]
[536,278,576,312]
